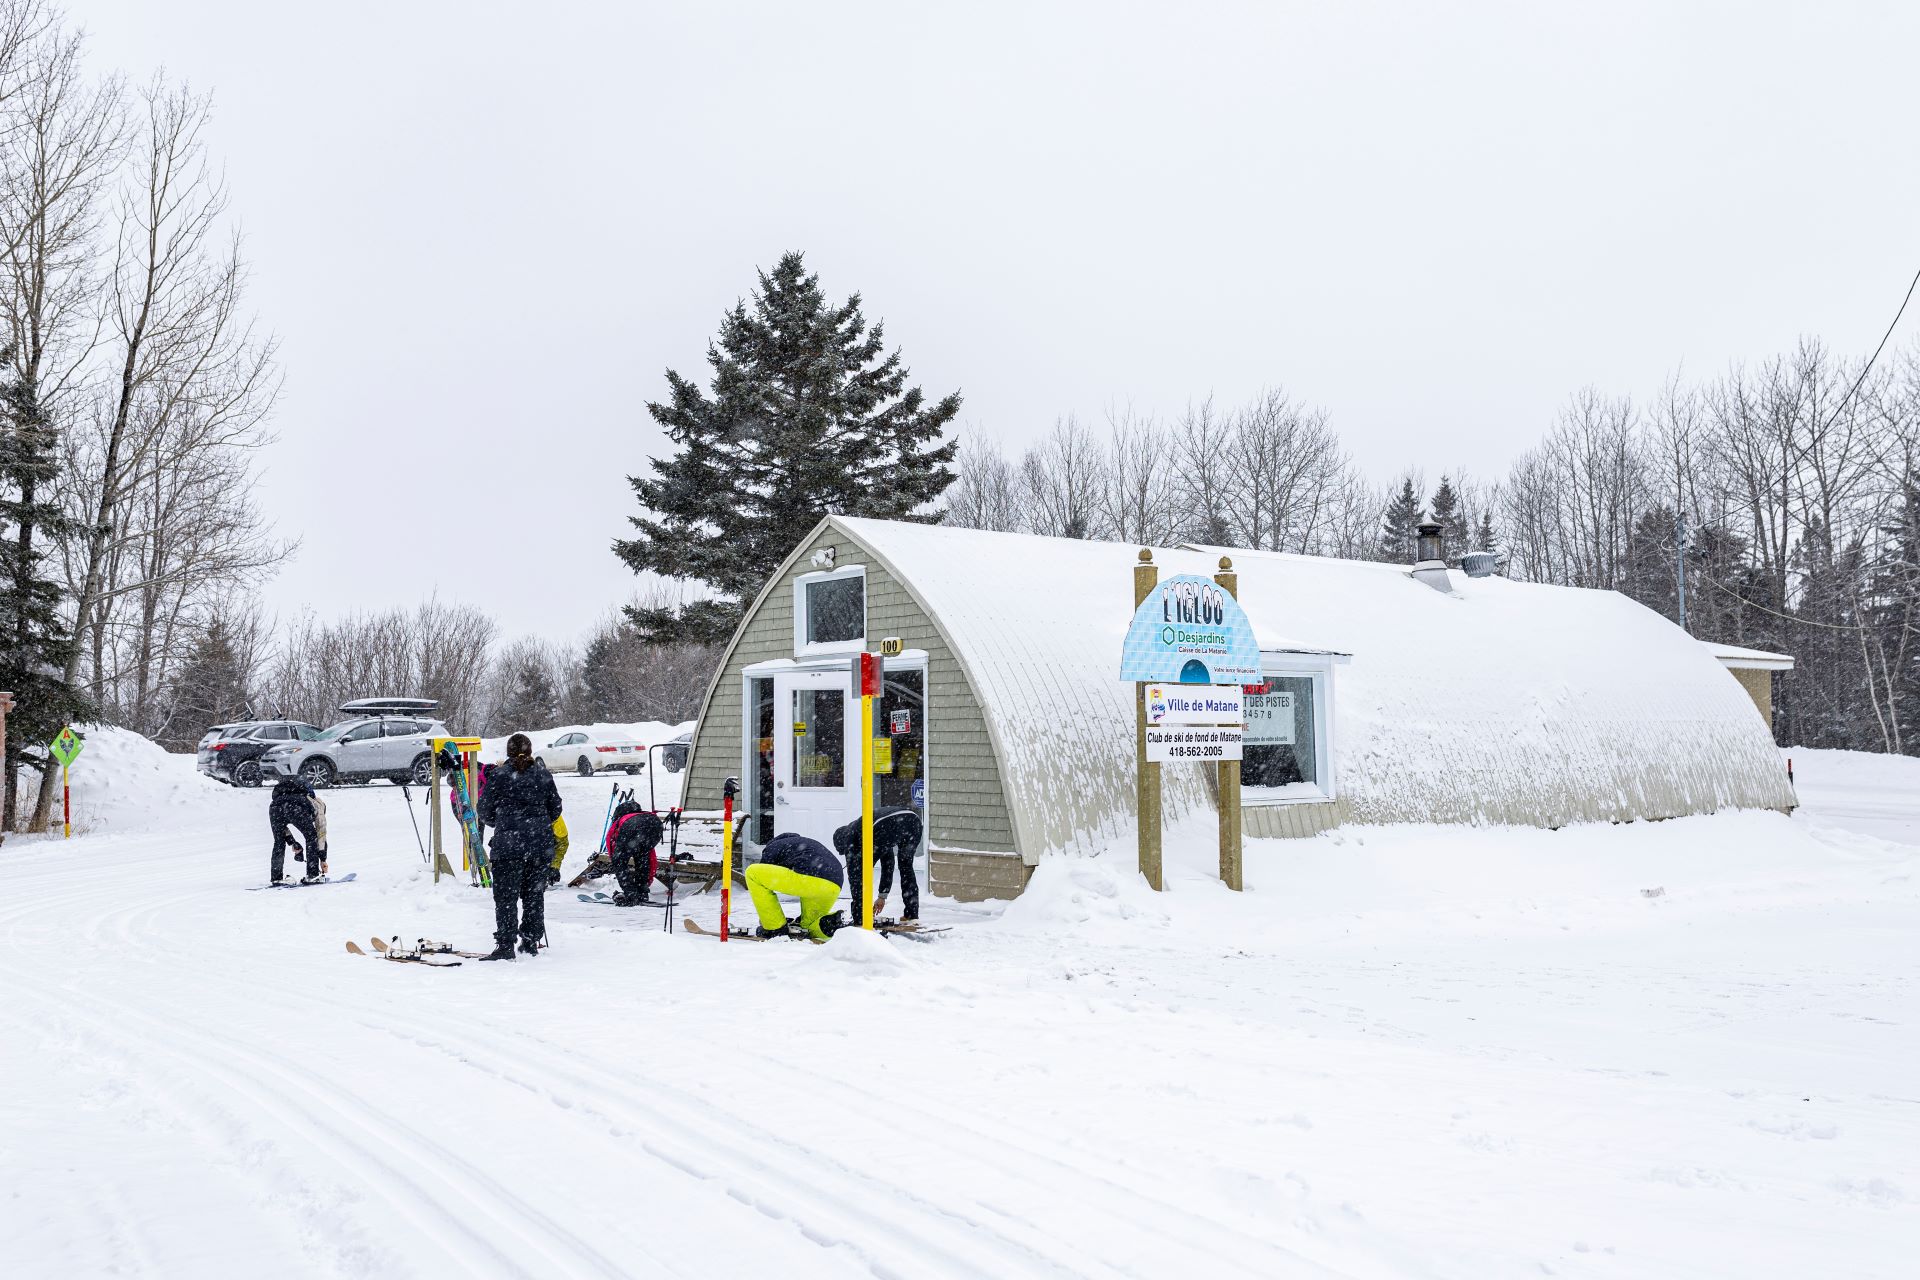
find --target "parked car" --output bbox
[197,720,323,786]
[259,714,451,788]
[198,721,259,752]
[659,730,691,773]
[536,729,646,776]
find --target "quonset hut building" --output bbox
[680,516,1795,901]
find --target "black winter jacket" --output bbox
[478,758,563,861]
[758,833,844,888]
[832,807,922,859]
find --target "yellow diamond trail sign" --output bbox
[51,725,82,768]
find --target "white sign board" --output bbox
[1244,690,1296,746]
[1144,684,1244,727]
[1145,726,1243,763]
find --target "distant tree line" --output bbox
[945,338,1920,752]
[166,588,718,748]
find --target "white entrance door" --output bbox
[771,669,858,849]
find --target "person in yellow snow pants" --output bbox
[547,816,569,884]
[745,833,846,940]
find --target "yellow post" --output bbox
[861,686,876,929]
[1134,549,1162,891]
[1215,556,1244,892]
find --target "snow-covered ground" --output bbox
[2,742,1915,1277]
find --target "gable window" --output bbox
[1241,655,1339,805]
[795,565,866,654]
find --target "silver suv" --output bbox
[260,715,450,789]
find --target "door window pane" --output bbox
[750,678,775,844]
[791,688,845,788]
[1242,675,1318,790]
[805,575,864,645]
[878,668,925,812]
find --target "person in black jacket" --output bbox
[475,734,563,959]
[267,775,323,884]
[834,807,923,924]
[745,832,847,940]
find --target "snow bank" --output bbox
[26,725,228,836]
[799,923,920,974]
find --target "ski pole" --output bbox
[662,806,682,934]
[400,783,428,863]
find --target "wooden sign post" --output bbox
[1120,554,1259,892]
[1133,550,1163,890]
[1214,558,1244,891]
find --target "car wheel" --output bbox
[300,757,336,789]
[576,755,594,777]
[235,760,262,787]
[410,754,432,786]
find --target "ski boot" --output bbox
[479,943,516,961]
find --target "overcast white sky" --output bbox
[73,1,1920,645]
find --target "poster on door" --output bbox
[1243,689,1296,745]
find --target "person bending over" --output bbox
[475,733,563,960]
[267,775,323,885]
[745,832,846,941]
[835,807,923,924]
[603,801,663,907]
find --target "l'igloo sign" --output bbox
[1120,573,1261,684]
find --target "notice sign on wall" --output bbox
[1244,690,1296,745]
[1145,683,1243,726]
[1145,726,1243,763]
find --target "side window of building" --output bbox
[795,565,866,652]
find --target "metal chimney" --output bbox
[1412,520,1453,593]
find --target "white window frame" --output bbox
[1240,651,1343,806]
[793,564,867,657]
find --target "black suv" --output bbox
[197,720,323,787]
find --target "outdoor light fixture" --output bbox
[810,547,837,568]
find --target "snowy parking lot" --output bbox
[2,742,1915,1278]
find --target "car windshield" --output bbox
[296,725,324,741]
[311,721,360,743]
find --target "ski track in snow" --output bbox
[4,763,1920,1277]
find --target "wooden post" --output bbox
[1215,557,1244,891]
[0,691,12,836]
[429,746,444,882]
[1134,549,1163,891]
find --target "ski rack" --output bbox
[428,735,488,885]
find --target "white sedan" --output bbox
[537,730,647,776]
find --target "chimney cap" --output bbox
[1416,519,1443,536]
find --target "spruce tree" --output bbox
[168,617,253,751]
[0,367,90,833]
[1473,512,1498,555]
[616,252,961,644]
[1430,476,1465,562]
[495,654,562,735]
[1378,477,1422,562]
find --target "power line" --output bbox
[1825,262,1920,430]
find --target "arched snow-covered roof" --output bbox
[835,518,1793,857]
